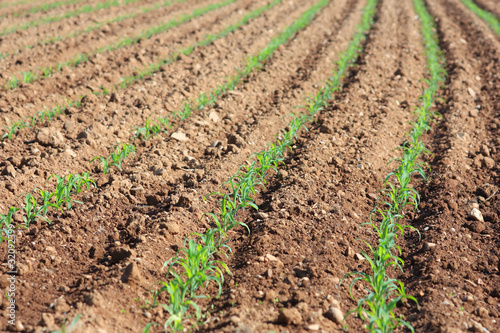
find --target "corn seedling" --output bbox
[142,0,330,137]
[6,0,91,19]
[91,143,136,174]
[154,0,379,329]
[1,0,146,36]
[0,0,271,139]
[119,0,283,89]
[459,0,500,37]
[343,0,447,331]
[6,0,230,90]
[0,207,20,243]
[5,76,18,90]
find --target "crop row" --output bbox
[0,0,179,60]
[93,0,283,175]
[1,0,146,36]
[0,173,95,243]
[1,0,90,18]
[460,0,500,36]
[5,0,233,90]
[148,0,378,330]
[1,0,237,139]
[343,0,447,331]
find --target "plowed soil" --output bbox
[0,0,498,332]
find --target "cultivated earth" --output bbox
[0,0,498,332]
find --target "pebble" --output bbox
[208,111,220,122]
[476,307,489,318]
[325,307,344,324]
[468,208,484,222]
[171,131,189,141]
[305,324,320,331]
[354,253,365,261]
[344,246,354,258]
[423,242,436,251]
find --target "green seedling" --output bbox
[2,0,147,37]
[92,143,136,174]
[21,71,37,84]
[0,207,20,243]
[154,0,380,329]
[5,76,18,89]
[52,313,81,333]
[459,0,500,36]
[342,0,447,331]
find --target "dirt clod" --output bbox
[277,308,302,325]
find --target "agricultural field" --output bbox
[0,0,498,331]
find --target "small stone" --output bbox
[54,297,71,314]
[423,242,436,251]
[266,253,279,261]
[482,157,495,169]
[36,127,65,147]
[2,164,16,177]
[64,149,77,158]
[265,290,277,301]
[325,307,344,324]
[277,308,302,325]
[475,307,489,318]
[208,111,220,122]
[234,324,253,333]
[130,186,144,196]
[121,262,142,284]
[467,87,476,98]
[344,246,354,258]
[171,131,189,141]
[468,208,484,222]
[255,212,269,219]
[109,247,135,263]
[469,109,478,118]
[354,253,365,261]
[462,295,474,303]
[305,324,320,331]
[230,315,241,324]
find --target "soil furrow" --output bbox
[400,0,500,332]
[0,0,198,67]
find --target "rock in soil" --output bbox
[277,308,302,325]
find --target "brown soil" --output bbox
[0,0,499,332]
